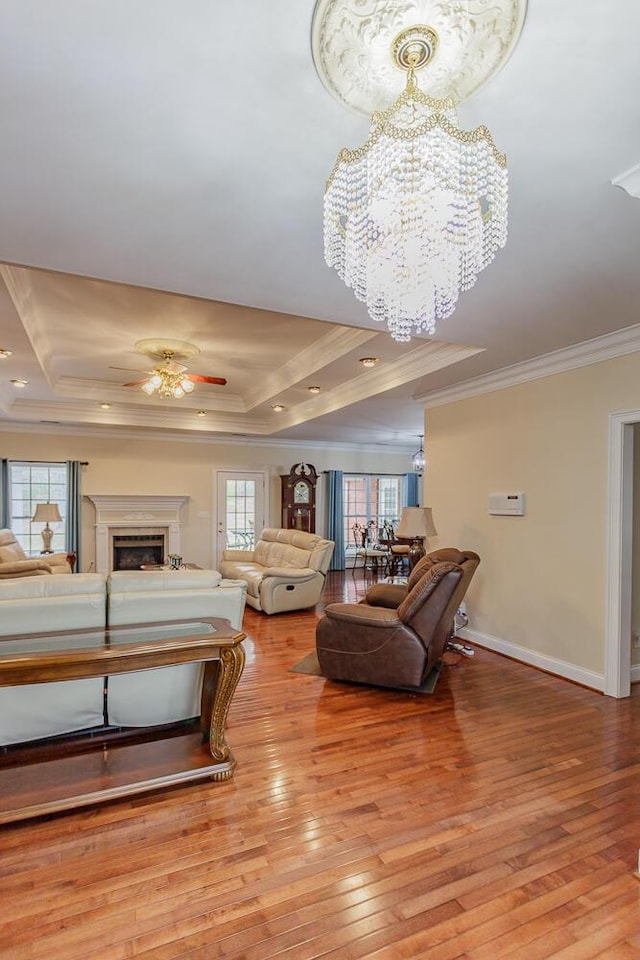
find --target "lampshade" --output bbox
[32,502,62,524]
[396,506,437,540]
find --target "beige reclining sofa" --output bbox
[219,528,334,614]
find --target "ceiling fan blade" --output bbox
[123,379,148,387]
[109,366,151,373]
[188,374,227,385]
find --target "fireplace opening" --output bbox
[113,534,165,571]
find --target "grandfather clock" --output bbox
[280,462,318,534]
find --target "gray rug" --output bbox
[290,652,441,694]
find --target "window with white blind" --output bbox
[8,461,67,554]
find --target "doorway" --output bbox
[213,470,266,568]
[606,409,639,697]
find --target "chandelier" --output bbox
[313,2,525,344]
[411,435,426,473]
[141,367,196,399]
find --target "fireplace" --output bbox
[86,495,189,574]
[112,533,165,570]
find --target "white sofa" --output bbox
[219,528,334,614]
[0,569,247,745]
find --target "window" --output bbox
[8,461,67,554]
[343,474,403,551]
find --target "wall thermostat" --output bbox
[488,492,525,516]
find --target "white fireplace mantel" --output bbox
[85,495,190,573]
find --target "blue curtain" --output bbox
[405,472,420,507]
[66,460,82,571]
[0,459,8,528]
[325,470,345,570]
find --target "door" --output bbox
[214,471,266,567]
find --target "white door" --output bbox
[214,471,266,566]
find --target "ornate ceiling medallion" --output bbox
[311,0,528,116]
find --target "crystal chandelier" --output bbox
[141,367,196,400]
[323,25,508,343]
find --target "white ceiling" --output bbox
[0,1,639,450]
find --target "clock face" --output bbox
[294,480,310,504]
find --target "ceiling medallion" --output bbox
[311,0,527,116]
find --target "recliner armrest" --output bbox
[0,558,53,577]
[324,602,401,627]
[261,566,318,582]
[362,583,408,608]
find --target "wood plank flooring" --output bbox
[0,571,639,959]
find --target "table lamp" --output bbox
[32,501,62,553]
[396,506,437,568]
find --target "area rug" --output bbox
[289,652,442,694]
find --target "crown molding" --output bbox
[612,162,640,199]
[0,417,414,454]
[415,324,640,408]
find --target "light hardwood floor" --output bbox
[0,571,639,959]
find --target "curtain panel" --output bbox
[325,470,345,570]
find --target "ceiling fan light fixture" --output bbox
[142,380,156,396]
[181,378,195,394]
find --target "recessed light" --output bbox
[271,403,285,412]
[307,385,321,394]
[197,410,207,417]
[10,378,28,388]
[0,348,12,360]
[99,402,111,410]
[359,357,380,368]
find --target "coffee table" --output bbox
[0,617,245,824]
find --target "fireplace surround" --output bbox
[86,495,189,574]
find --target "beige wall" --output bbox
[425,351,640,682]
[0,430,410,571]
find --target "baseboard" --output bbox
[459,627,605,692]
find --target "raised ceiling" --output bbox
[0,1,639,449]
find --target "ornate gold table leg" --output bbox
[202,642,245,779]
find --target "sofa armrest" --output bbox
[221,549,255,562]
[261,566,319,582]
[0,558,53,577]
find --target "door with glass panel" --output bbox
[215,471,265,566]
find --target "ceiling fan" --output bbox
[116,339,226,400]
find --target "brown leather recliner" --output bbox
[316,560,465,691]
